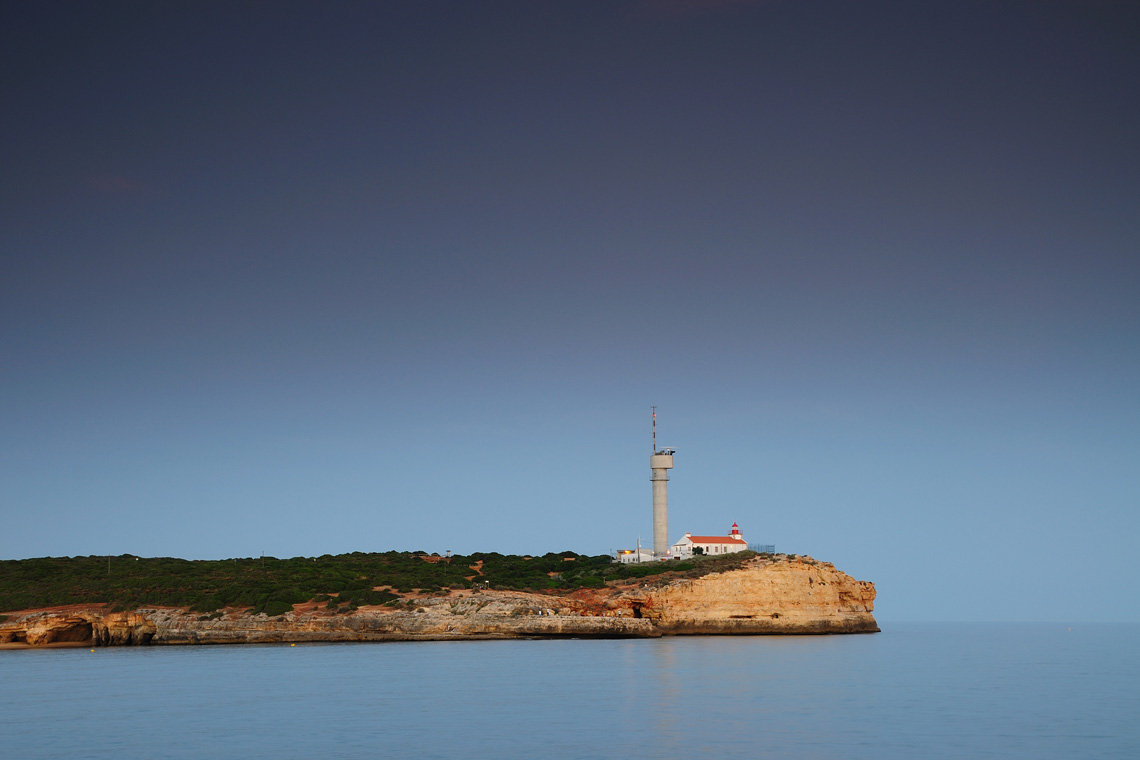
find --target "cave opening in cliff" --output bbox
[630,603,643,619]
[50,621,94,644]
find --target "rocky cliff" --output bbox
[0,554,877,647]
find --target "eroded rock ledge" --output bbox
[0,555,877,647]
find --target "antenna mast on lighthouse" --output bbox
[652,405,657,453]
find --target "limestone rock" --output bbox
[635,555,878,634]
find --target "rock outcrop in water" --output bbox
[0,554,877,646]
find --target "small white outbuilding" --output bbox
[615,547,658,564]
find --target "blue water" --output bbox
[1,624,1137,759]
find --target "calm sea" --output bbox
[1,623,1136,759]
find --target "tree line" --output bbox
[0,550,758,616]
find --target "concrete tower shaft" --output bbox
[650,450,673,557]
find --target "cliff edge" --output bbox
[0,554,877,647]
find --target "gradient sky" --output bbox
[3,1,1138,622]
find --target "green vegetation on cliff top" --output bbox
[0,551,761,616]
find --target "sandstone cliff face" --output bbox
[0,610,157,647]
[0,555,876,647]
[632,555,878,634]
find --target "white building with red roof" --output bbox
[671,523,748,559]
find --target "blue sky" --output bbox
[2,1,1137,622]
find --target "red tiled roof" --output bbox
[684,536,747,545]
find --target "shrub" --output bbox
[262,600,294,617]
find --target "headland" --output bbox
[1,551,876,647]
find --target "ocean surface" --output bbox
[1,623,1137,759]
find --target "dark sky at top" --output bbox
[2,1,1138,621]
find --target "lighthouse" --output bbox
[650,407,674,558]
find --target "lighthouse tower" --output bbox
[650,407,674,558]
